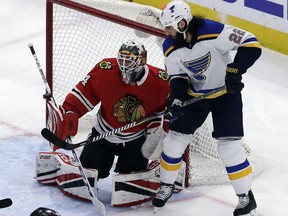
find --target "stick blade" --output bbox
[0,198,12,208]
[41,128,69,150]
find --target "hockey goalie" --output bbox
[35,39,186,207]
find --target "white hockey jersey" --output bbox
[162,19,261,97]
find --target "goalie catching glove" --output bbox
[47,101,78,151]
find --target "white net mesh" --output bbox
[51,0,163,106]
[188,114,263,186]
[48,0,263,187]
[50,0,164,127]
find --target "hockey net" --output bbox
[46,0,263,187]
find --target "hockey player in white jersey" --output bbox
[152,0,261,215]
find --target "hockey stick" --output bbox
[28,43,106,216]
[41,110,165,150]
[141,86,227,160]
[0,198,12,209]
[70,149,106,215]
[180,85,226,107]
[41,86,226,151]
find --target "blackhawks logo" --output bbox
[99,61,112,69]
[113,95,145,122]
[158,70,169,81]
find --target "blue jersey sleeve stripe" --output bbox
[243,38,258,43]
[241,38,261,48]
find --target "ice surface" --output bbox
[0,0,288,215]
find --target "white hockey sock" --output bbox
[217,139,252,194]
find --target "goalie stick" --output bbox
[41,110,165,150]
[0,198,12,209]
[28,43,106,216]
[41,86,226,151]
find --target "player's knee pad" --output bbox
[217,138,246,167]
[162,130,190,158]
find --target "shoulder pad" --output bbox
[197,19,224,41]
[163,36,176,57]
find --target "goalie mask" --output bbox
[160,0,192,34]
[117,40,147,85]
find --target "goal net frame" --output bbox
[46,0,263,189]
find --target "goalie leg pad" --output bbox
[35,152,60,185]
[36,152,98,201]
[112,160,160,207]
[174,161,186,193]
[111,160,185,207]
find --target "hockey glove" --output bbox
[166,91,192,117]
[47,100,79,151]
[166,76,191,115]
[225,63,246,94]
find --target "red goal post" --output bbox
[46,0,263,188]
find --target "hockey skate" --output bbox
[234,190,257,216]
[152,182,174,212]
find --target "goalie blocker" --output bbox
[46,100,78,151]
[35,152,185,206]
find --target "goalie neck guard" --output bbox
[30,207,61,216]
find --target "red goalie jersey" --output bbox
[62,58,170,143]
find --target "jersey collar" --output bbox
[136,65,149,86]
